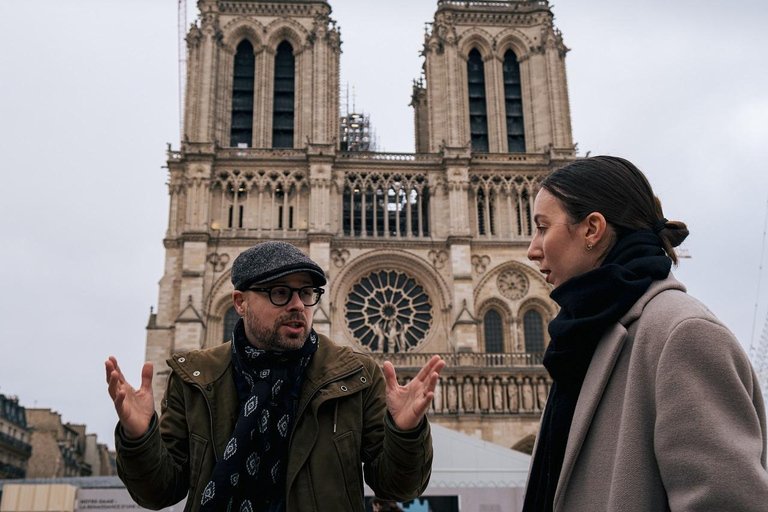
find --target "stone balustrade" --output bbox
[371,352,551,416]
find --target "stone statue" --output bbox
[537,378,549,411]
[447,378,458,412]
[462,377,475,413]
[397,327,409,353]
[433,377,443,412]
[370,321,384,352]
[478,377,490,412]
[492,378,503,412]
[386,321,398,353]
[522,377,534,412]
[507,377,519,412]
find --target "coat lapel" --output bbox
[554,322,628,510]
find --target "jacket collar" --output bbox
[167,342,232,387]
[166,333,365,390]
[554,273,686,509]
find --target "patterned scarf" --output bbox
[200,319,318,512]
[523,230,672,512]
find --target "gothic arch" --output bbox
[264,18,309,54]
[519,296,557,319]
[476,297,513,322]
[330,250,452,312]
[474,259,547,304]
[222,18,265,53]
[495,28,534,61]
[458,28,495,61]
[331,250,453,352]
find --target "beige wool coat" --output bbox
[535,275,768,511]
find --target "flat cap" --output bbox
[231,241,327,290]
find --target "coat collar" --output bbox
[167,341,232,386]
[553,273,686,509]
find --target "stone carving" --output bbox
[207,252,230,272]
[447,378,458,412]
[471,255,491,274]
[507,377,519,412]
[433,378,443,413]
[331,249,350,267]
[462,376,475,413]
[497,269,529,300]
[428,249,449,269]
[537,378,549,411]
[478,377,490,412]
[492,378,504,412]
[521,377,534,412]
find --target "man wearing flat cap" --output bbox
[106,241,445,512]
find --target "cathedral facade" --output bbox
[146,0,575,450]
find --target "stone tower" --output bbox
[147,0,575,450]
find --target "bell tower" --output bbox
[414,0,573,155]
[146,0,341,403]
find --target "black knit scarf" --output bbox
[200,318,318,512]
[522,230,671,512]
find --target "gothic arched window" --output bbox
[467,49,489,152]
[223,307,240,343]
[503,50,526,152]
[523,309,545,353]
[484,310,504,353]
[476,188,495,236]
[230,40,255,147]
[273,41,295,148]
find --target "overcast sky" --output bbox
[0,0,766,451]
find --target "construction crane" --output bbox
[178,0,187,140]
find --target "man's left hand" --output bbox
[383,355,446,431]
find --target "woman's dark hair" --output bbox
[541,155,689,264]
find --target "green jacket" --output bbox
[116,334,433,512]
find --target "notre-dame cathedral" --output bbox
[146,0,575,451]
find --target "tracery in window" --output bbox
[345,270,433,353]
[343,173,429,238]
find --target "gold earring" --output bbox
[586,242,594,251]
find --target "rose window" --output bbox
[345,270,432,353]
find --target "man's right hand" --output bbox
[105,356,155,440]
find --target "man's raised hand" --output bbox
[105,357,155,439]
[383,355,445,431]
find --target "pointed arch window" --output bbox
[503,50,525,152]
[223,307,241,343]
[467,49,489,152]
[230,40,255,148]
[523,309,545,353]
[273,41,295,148]
[484,310,504,353]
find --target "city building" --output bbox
[146,0,575,449]
[25,410,91,479]
[0,395,31,480]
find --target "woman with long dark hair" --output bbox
[523,156,768,511]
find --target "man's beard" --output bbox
[242,309,310,352]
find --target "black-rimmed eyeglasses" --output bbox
[247,285,324,307]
